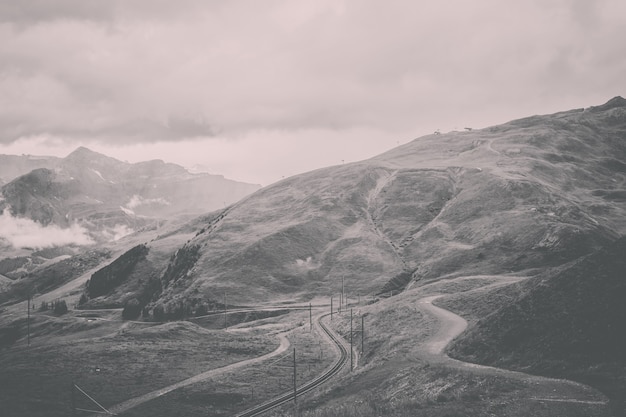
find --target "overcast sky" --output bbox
[0,0,624,186]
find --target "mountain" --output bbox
[124,97,625,317]
[3,98,626,417]
[0,147,261,246]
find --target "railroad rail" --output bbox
[234,313,349,417]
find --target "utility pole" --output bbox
[309,303,312,332]
[350,308,353,371]
[330,296,333,320]
[71,381,76,417]
[339,292,342,313]
[27,295,31,347]
[293,348,297,403]
[222,291,227,323]
[361,315,365,355]
[342,276,345,311]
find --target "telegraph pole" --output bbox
[293,348,297,403]
[341,276,345,311]
[361,315,365,355]
[330,296,333,320]
[27,295,31,347]
[71,382,76,417]
[350,308,353,370]
[309,303,312,332]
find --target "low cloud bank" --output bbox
[102,224,134,241]
[127,195,170,209]
[0,209,94,248]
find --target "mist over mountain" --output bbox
[0,147,261,249]
[0,153,60,185]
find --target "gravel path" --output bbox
[417,292,611,410]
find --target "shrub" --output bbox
[122,298,142,320]
[53,300,68,315]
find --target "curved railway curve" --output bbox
[234,312,349,417]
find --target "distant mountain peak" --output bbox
[65,146,106,160]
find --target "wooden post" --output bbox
[27,295,30,347]
[361,315,365,355]
[342,276,345,311]
[71,382,76,417]
[293,348,297,403]
[350,308,353,370]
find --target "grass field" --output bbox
[0,311,274,417]
[122,310,336,417]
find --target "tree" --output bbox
[122,298,142,320]
[78,293,89,306]
[153,304,165,322]
[53,300,68,315]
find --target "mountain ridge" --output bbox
[0,146,261,248]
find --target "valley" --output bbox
[1,97,625,416]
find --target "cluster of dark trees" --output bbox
[146,297,222,321]
[38,299,69,315]
[79,242,212,322]
[86,244,149,298]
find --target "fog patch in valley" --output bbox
[0,208,94,248]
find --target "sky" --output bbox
[0,0,625,186]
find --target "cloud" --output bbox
[0,0,624,150]
[101,224,134,241]
[126,195,170,209]
[0,208,94,248]
[0,0,114,25]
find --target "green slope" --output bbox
[142,97,625,313]
[447,237,626,416]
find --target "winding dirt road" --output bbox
[416,291,610,410]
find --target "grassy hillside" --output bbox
[446,237,626,416]
[0,249,111,306]
[140,97,625,312]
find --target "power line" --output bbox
[73,383,113,415]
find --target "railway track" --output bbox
[234,313,349,417]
